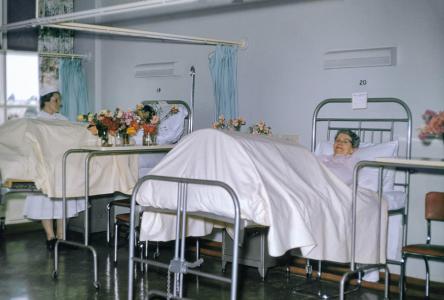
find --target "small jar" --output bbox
[143,132,157,146]
[114,131,123,146]
[122,133,130,145]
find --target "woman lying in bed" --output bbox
[316,129,381,282]
[317,129,360,186]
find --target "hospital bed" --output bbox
[0,100,191,287]
[127,98,411,299]
[309,98,412,298]
[311,98,412,267]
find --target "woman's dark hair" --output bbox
[335,129,360,148]
[143,104,156,115]
[40,92,60,109]
[143,104,157,121]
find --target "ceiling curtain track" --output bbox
[44,22,245,48]
[3,0,199,31]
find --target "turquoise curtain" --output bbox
[59,58,90,121]
[209,45,238,120]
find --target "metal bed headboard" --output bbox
[141,100,193,135]
[311,98,412,160]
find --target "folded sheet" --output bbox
[137,129,387,264]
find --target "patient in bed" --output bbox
[318,129,380,282]
[317,129,360,185]
[23,90,86,251]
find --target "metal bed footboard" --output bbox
[128,175,242,300]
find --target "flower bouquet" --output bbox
[250,121,271,135]
[142,115,160,145]
[77,103,159,146]
[212,115,227,129]
[228,117,246,131]
[418,110,444,144]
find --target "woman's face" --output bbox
[44,93,62,114]
[334,133,354,156]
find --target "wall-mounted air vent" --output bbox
[134,61,182,78]
[323,47,397,69]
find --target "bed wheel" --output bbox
[93,281,100,289]
[52,270,58,279]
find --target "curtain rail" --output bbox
[44,22,244,48]
[39,52,88,59]
[3,0,198,31]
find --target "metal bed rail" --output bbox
[128,175,242,300]
[341,159,444,300]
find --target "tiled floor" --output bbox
[0,225,397,299]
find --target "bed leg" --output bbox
[305,259,313,279]
[0,217,5,238]
[384,266,390,300]
[221,229,227,272]
[258,266,267,281]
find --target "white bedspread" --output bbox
[0,118,138,198]
[137,129,387,264]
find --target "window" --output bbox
[0,51,39,124]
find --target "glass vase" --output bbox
[114,131,123,146]
[122,133,130,145]
[98,128,109,146]
[143,132,157,146]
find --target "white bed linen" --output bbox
[137,129,387,264]
[0,118,139,198]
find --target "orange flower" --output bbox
[143,124,157,134]
[130,120,140,131]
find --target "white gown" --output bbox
[23,111,86,220]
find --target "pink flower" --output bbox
[418,110,444,142]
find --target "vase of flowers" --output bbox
[142,115,160,146]
[250,121,272,135]
[418,110,444,144]
[212,115,227,129]
[228,117,246,131]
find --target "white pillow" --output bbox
[354,141,399,192]
[314,140,398,192]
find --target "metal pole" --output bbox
[189,66,195,132]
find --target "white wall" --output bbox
[80,0,444,281]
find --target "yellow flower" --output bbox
[76,114,85,122]
[127,126,137,136]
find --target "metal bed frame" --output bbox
[52,100,191,289]
[127,175,242,300]
[311,98,412,298]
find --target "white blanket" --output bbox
[137,129,387,264]
[0,118,138,198]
